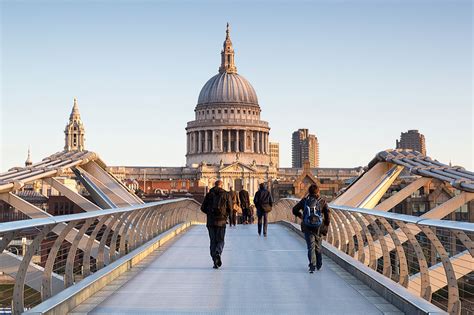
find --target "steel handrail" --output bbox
[280,197,474,233]
[0,198,200,233]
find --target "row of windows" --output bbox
[170,181,195,188]
[196,108,259,119]
[200,109,256,115]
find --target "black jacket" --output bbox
[292,194,330,233]
[254,188,273,211]
[201,187,232,227]
[239,190,250,209]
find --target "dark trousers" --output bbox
[230,211,237,226]
[242,208,250,223]
[207,225,226,260]
[257,209,268,235]
[304,230,322,269]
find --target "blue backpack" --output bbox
[303,197,323,229]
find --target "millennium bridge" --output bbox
[0,149,473,314]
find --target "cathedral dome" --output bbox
[197,72,258,106]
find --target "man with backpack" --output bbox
[253,183,273,237]
[201,180,233,269]
[292,184,330,273]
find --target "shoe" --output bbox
[213,263,218,269]
[309,269,315,274]
[309,265,316,273]
[264,234,267,237]
[317,265,322,271]
[258,232,261,236]
[215,253,222,267]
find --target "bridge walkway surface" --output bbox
[70,224,403,314]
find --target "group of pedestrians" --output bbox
[200,180,274,269]
[201,180,330,274]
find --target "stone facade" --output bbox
[64,98,85,151]
[269,142,279,168]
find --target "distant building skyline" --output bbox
[269,142,280,168]
[292,129,320,168]
[1,1,472,170]
[396,130,426,156]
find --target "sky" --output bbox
[1,0,472,171]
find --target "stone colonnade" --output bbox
[187,129,269,155]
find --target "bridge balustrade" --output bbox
[0,198,204,314]
[270,198,474,315]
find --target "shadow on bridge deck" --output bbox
[71,224,403,315]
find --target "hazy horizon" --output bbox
[1,0,472,171]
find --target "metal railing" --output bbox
[270,198,474,315]
[0,198,204,314]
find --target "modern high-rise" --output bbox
[396,130,426,155]
[269,142,280,168]
[292,129,319,168]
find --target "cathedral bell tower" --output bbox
[64,97,86,151]
[218,23,237,74]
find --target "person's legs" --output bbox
[207,226,217,261]
[232,211,237,226]
[315,233,323,270]
[257,209,263,235]
[214,226,226,267]
[263,211,268,236]
[304,231,316,271]
[215,226,226,256]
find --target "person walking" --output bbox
[253,183,273,237]
[239,189,251,224]
[292,184,330,273]
[229,187,241,226]
[201,180,232,269]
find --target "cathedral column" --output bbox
[198,131,202,153]
[256,131,260,153]
[250,131,254,153]
[186,133,190,154]
[264,133,267,153]
[204,130,209,152]
[227,129,231,152]
[212,130,216,152]
[243,130,247,152]
[220,130,224,152]
[209,130,213,152]
[267,133,270,153]
[264,133,268,153]
[236,129,240,152]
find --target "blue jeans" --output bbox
[304,231,322,269]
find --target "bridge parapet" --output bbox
[0,198,205,314]
[270,198,473,315]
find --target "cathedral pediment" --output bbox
[219,161,257,174]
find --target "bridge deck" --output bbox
[74,224,402,314]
